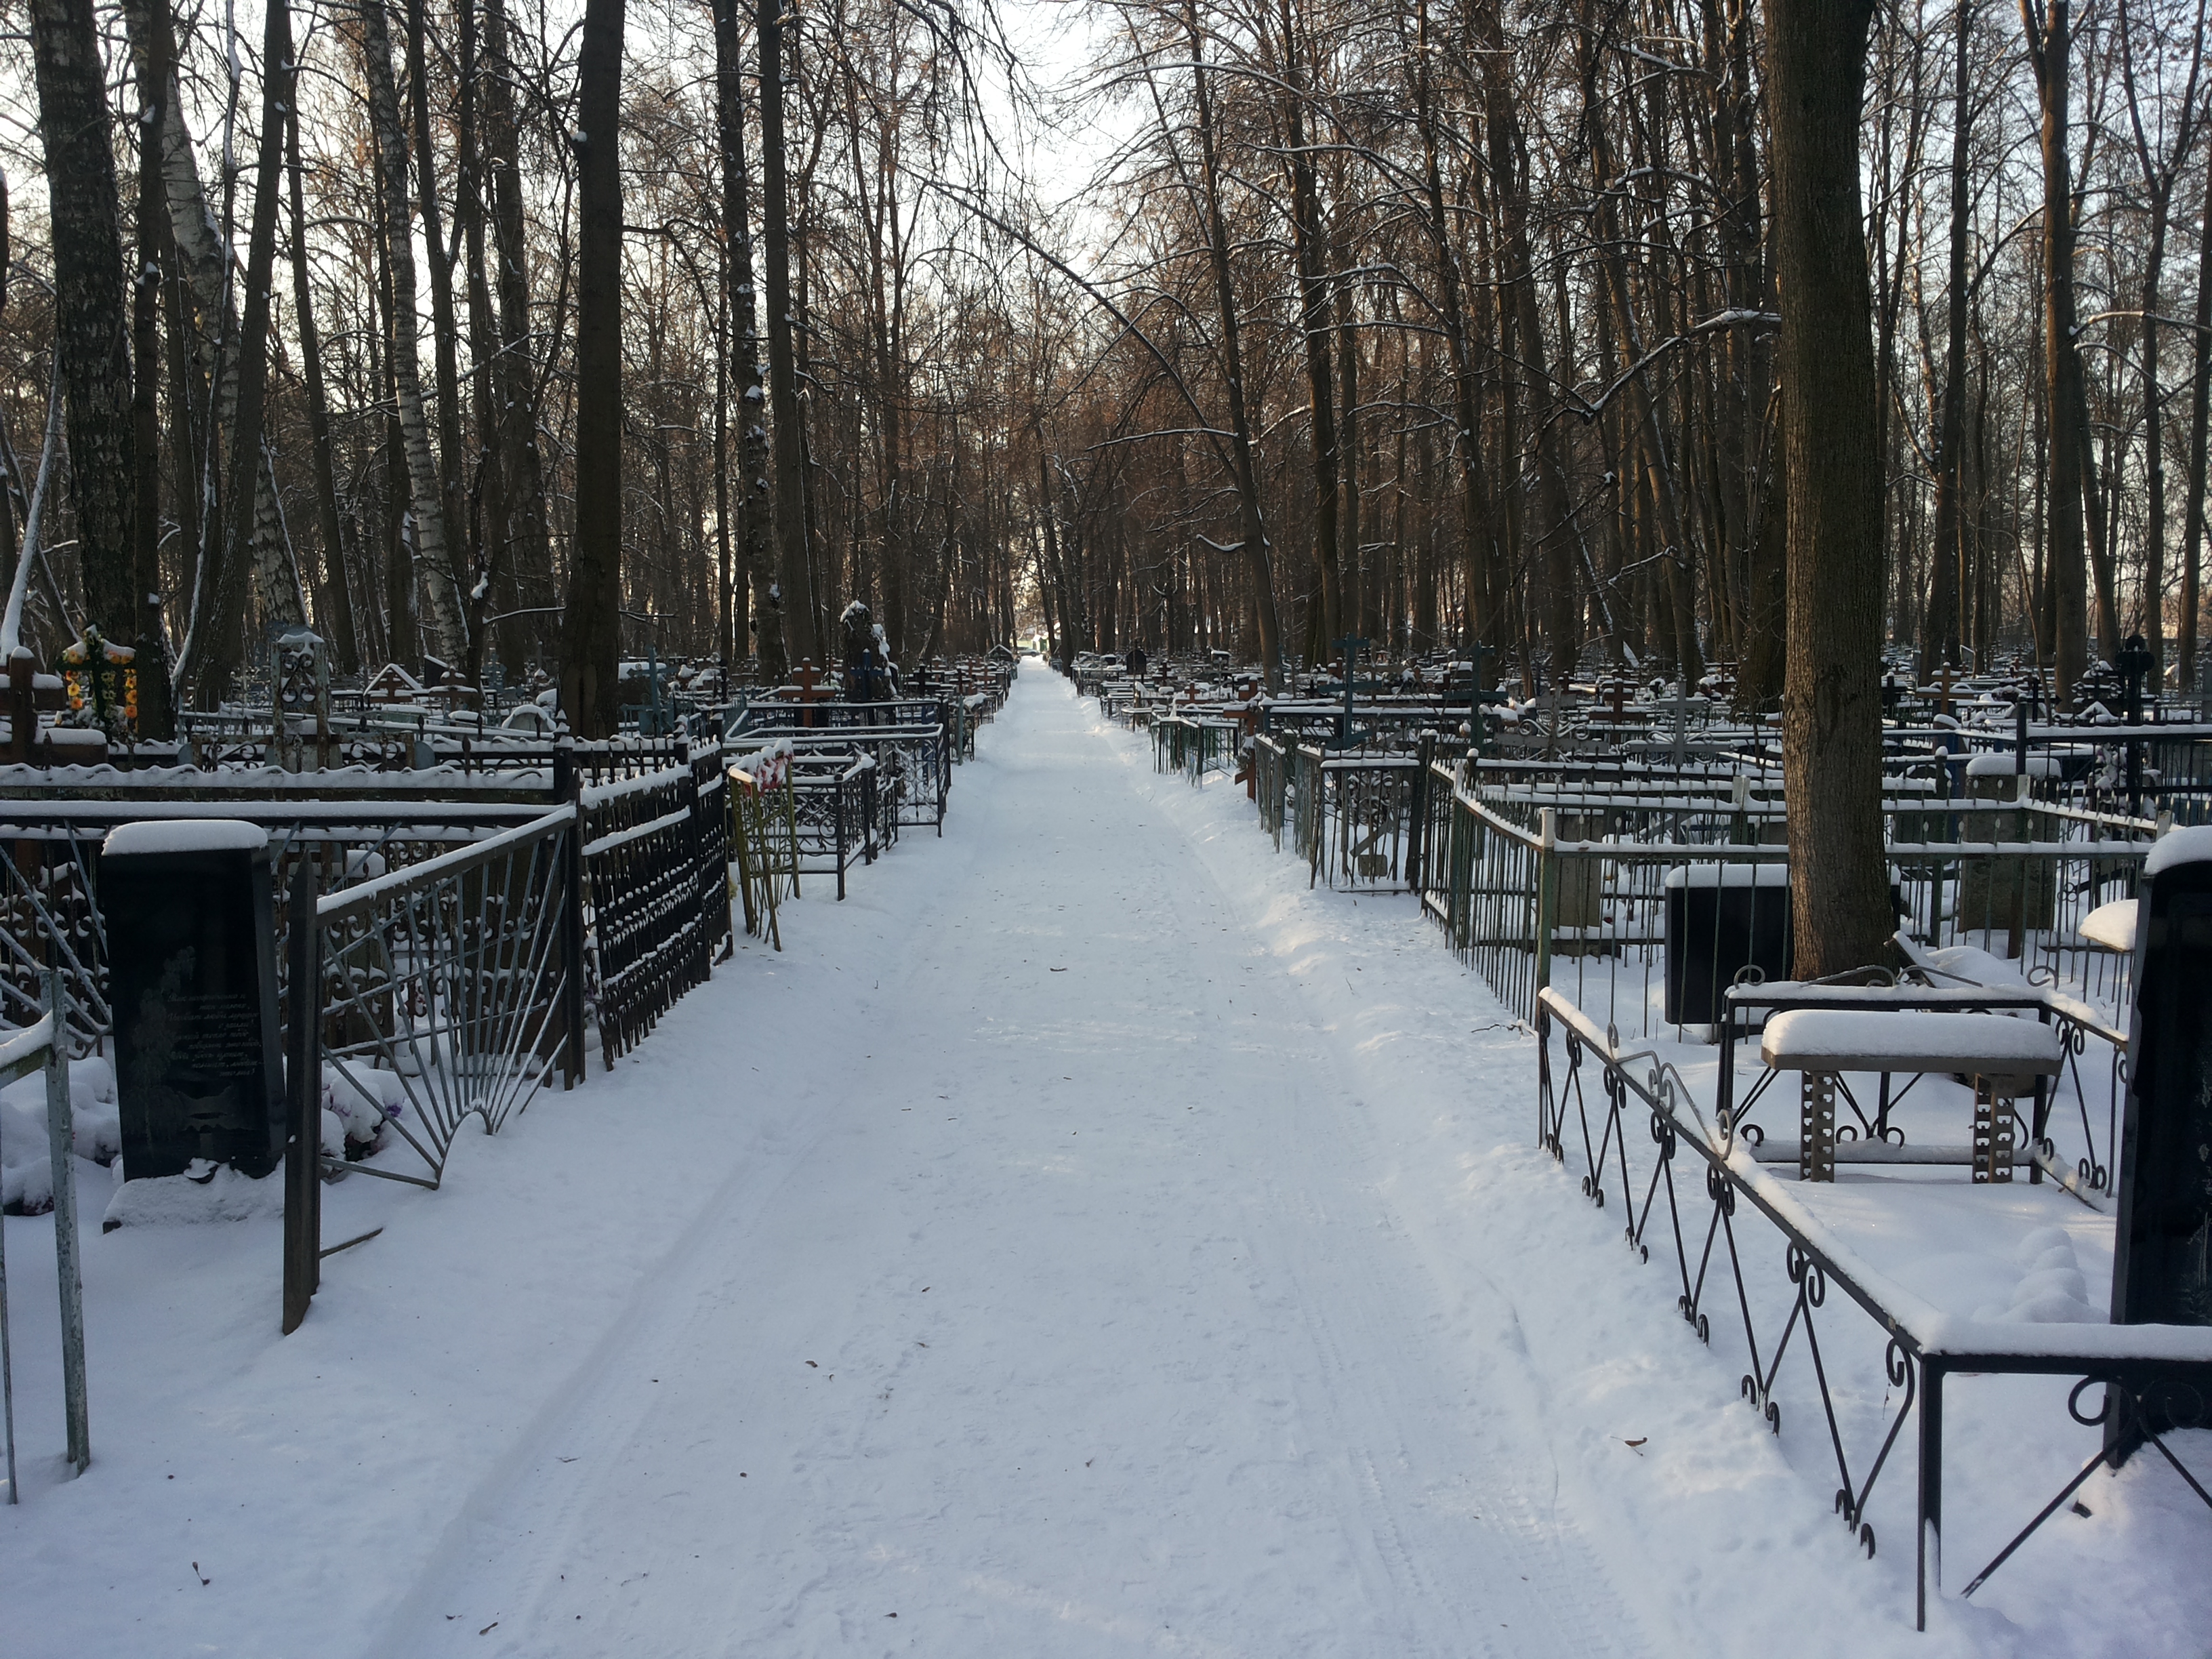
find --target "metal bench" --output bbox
[1759,1009,2063,1183]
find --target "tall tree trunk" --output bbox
[30,0,138,649]
[1475,1,1574,678]
[712,0,783,681]
[407,0,474,673]
[758,0,817,668]
[130,9,176,737]
[1189,0,1284,687]
[287,94,358,674]
[2024,0,2090,697]
[2179,118,2212,683]
[187,0,293,705]
[1273,0,1340,652]
[372,192,417,667]
[455,0,501,687]
[482,0,550,673]
[560,0,625,733]
[359,0,466,665]
[1923,0,1973,676]
[118,0,303,640]
[1410,0,1497,674]
[1767,0,1893,977]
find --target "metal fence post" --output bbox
[836,773,849,900]
[1406,732,1437,890]
[1534,807,1559,1005]
[283,857,322,1334]
[43,970,88,1475]
[555,727,588,1086]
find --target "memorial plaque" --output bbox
[101,821,285,1183]
[2113,831,2212,1328]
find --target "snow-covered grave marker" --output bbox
[99,821,286,1201]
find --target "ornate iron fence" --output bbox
[1534,987,2211,1629]
[310,805,581,1191]
[579,754,731,1068]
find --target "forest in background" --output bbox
[0,0,2204,733]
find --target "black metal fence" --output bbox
[579,747,733,1067]
[1534,986,2210,1629]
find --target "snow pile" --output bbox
[2145,822,2212,877]
[0,1054,119,1214]
[324,1061,405,1153]
[2079,898,2138,953]
[1980,1225,2101,1325]
[1918,941,2033,988]
[103,818,268,857]
[102,1162,285,1228]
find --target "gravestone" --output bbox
[102,821,285,1185]
[2113,829,2212,1328]
[1957,756,2054,944]
[1663,863,1792,1027]
[270,624,330,772]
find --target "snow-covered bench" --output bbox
[1759,1009,2062,1184]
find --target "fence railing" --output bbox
[309,806,580,1193]
[1533,985,2211,1629]
[1415,762,2155,1035]
[579,752,732,1067]
[1151,714,1243,785]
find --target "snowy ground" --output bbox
[3,665,2206,1657]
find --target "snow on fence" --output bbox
[0,733,735,1067]
[725,708,952,836]
[1534,982,2211,1629]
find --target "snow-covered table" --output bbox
[1760,1008,2063,1183]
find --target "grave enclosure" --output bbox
[0,645,1010,1483]
[1080,646,2211,1629]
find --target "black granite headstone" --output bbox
[1663,865,1793,1027]
[2114,834,2212,1327]
[102,821,285,1183]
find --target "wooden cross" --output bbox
[790,659,835,728]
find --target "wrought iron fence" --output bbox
[1254,734,1290,847]
[310,805,581,1191]
[783,752,882,900]
[1533,986,2211,1630]
[579,754,731,1068]
[1313,756,1422,890]
[1412,760,2155,1036]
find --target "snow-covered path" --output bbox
[10,663,2198,1658]
[384,669,1639,1658]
